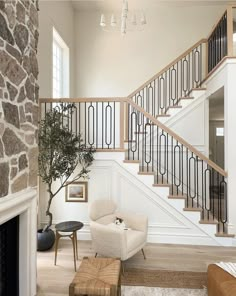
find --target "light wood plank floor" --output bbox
[37,240,236,296]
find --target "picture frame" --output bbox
[65,181,88,202]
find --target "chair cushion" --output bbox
[96,214,116,225]
[89,200,117,221]
[126,230,146,253]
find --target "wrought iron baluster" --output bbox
[113,102,115,149]
[88,103,95,146]
[96,102,98,148]
[85,102,87,146]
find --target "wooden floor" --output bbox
[37,240,236,296]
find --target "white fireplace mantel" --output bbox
[0,188,37,296]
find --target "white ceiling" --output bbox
[71,0,236,12]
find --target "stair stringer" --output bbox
[109,157,233,246]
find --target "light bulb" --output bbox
[141,12,147,25]
[123,0,128,11]
[100,14,106,27]
[111,14,117,27]
[121,19,126,36]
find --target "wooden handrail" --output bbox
[125,98,227,177]
[227,6,233,56]
[39,97,126,103]
[128,38,207,98]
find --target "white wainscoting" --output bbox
[39,157,224,246]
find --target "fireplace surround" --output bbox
[0,215,19,296]
[0,189,37,296]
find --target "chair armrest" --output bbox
[117,212,148,233]
[90,221,127,259]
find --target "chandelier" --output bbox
[100,0,147,36]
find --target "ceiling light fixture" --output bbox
[100,0,147,36]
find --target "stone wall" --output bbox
[0,0,39,197]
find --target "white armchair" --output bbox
[89,199,148,261]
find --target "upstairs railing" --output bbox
[40,98,125,151]
[207,11,228,73]
[128,39,207,117]
[125,99,228,234]
[128,5,236,116]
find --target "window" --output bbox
[52,28,69,98]
[216,127,224,137]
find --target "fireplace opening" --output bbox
[0,215,19,296]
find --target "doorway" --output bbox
[209,87,224,169]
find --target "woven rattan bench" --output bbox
[69,257,121,296]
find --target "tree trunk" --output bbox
[43,190,54,232]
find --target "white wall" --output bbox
[39,155,223,246]
[38,1,75,98]
[168,100,207,152]
[75,5,225,97]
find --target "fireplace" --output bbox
[0,189,37,296]
[0,216,19,296]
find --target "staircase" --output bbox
[40,7,235,243]
[124,98,231,240]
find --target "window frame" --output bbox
[52,27,70,98]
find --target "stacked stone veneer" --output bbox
[0,0,39,197]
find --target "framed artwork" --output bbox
[65,181,88,202]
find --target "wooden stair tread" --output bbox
[153,183,171,187]
[183,207,202,212]
[123,160,140,163]
[178,96,194,100]
[199,220,218,225]
[191,87,206,91]
[215,233,235,238]
[168,194,186,199]
[138,171,155,175]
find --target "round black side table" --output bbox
[54,221,84,271]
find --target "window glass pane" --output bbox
[53,40,63,98]
[233,8,236,55]
[216,127,224,136]
[52,28,69,99]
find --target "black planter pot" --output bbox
[37,228,55,251]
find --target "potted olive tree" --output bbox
[38,104,95,251]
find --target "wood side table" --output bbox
[54,221,84,271]
[69,257,121,296]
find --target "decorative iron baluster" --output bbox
[208,12,227,73]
